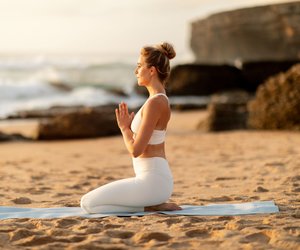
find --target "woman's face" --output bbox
[135,55,152,86]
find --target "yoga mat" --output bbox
[0,201,279,219]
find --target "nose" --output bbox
[134,67,138,75]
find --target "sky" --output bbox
[0,0,297,63]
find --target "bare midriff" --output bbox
[138,143,166,159]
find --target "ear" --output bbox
[150,66,157,75]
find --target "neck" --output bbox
[146,80,166,97]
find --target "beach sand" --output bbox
[0,110,299,249]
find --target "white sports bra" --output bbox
[131,93,169,145]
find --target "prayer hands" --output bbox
[115,102,135,131]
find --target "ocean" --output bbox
[0,55,208,119]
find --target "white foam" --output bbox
[0,79,60,101]
[0,57,210,119]
[0,58,138,118]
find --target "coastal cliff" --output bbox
[191,2,300,64]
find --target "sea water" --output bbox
[0,55,138,118]
[0,55,209,119]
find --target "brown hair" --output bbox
[141,42,176,85]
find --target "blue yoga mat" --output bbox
[0,201,279,219]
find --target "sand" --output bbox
[0,110,299,250]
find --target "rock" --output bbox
[191,2,300,64]
[255,186,269,193]
[136,61,300,98]
[241,61,300,92]
[7,105,92,119]
[292,209,300,218]
[36,106,120,140]
[7,105,124,120]
[134,84,148,96]
[134,64,243,97]
[170,103,207,111]
[133,232,172,243]
[166,64,243,96]
[248,64,300,130]
[49,81,73,92]
[12,197,32,204]
[198,90,252,131]
[107,87,128,97]
[0,132,30,142]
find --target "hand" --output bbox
[115,102,135,131]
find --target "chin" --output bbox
[137,81,145,87]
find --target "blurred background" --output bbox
[0,0,299,140]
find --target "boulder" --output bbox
[191,2,300,64]
[7,105,89,119]
[198,91,252,131]
[36,106,120,140]
[7,105,115,119]
[248,64,300,130]
[135,61,300,97]
[134,64,242,96]
[134,83,147,96]
[166,64,243,96]
[241,60,300,92]
[0,132,30,142]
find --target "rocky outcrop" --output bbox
[241,60,300,91]
[135,61,300,97]
[191,2,300,64]
[7,106,89,119]
[135,64,243,96]
[7,105,119,120]
[0,132,30,142]
[198,91,252,131]
[248,64,300,130]
[166,64,243,96]
[36,106,120,140]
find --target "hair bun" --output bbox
[159,42,176,60]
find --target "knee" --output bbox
[80,194,93,214]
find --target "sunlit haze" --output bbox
[0,0,297,62]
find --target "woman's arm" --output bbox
[115,99,161,158]
[115,102,135,155]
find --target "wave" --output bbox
[0,57,137,118]
[0,56,209,119]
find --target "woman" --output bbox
[81,42,181,213]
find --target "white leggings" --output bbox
[80,157,173,213]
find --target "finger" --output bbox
[115,108,119,120]
[124,103,129,116]
[130,112,134,120]
[122,102,127,116]
[119,103,123,116]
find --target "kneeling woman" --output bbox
[80,42,181,213]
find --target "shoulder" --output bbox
[144,95,169,112]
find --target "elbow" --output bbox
[131,150,142,158]
[128,141,145,158]
[131,146,143,158]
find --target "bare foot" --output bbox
[144,202,182,212]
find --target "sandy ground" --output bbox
[0,110,299,250]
